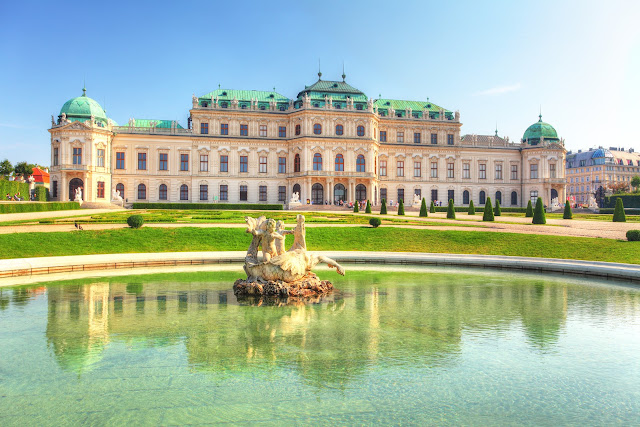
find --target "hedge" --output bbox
[33,186,49,201]
[131,203,283,210]
[599,208,640,215]
[429,206,528,213]
[0,179,29,199]
[605,194,640,208]
[0,202,80,214]
[627,230,640,241]
[613,198,626,222]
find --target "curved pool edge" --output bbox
[0,251,638,286]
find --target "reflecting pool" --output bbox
[1,267,640,425]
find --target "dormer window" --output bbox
[313,103,319,108]
[269,94,274,98]
[221,102,228,108]
[241,104,247,109]
[202,102,208,107]
[356,104,363,110]
[335,104,341,109]
[279,105,286,111]
[222,91,227,96]
[260,105,266,110]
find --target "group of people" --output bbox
[5,192,25,201]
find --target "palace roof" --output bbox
[125,119,184,129]
[59,88,108,125]
[198,89,289,105]
[375,98,452,119]
[522,115,559,144]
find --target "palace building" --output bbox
[49,73,566,207]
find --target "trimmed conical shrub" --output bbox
[419,198,428,217]
[563,200,573,219]
[398,199,405,215]
[532,198,546,224]
[494,199,501,216]
[430,201,436,213]
[380,198,387,215]
[483,197,494,221]
[447,199,456,219]
[468,200,475,215]
[365,200,371,213]
[613,198,626,222]
[354,201,359,213]
[525,200,534,217]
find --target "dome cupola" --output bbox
[522,114,559,145]
[59,88,108,125]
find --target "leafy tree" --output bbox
[563,199,573,219]
[419,198,428,217]
[483,197,494,221]
[525,200,534,217]
[398,199,405,215]
[613,198,626,222]
[446,199,456,219]
[13,161,34,177]
[608,181,630,194]
[631,175,640,193]
[494,199,501,216]
[430,201,436,213]
[0,159,12,176]
[365,200,371,213]
[532,198,546,224]
[380,198,387,215]
[468,200,475,215]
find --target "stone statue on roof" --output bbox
[192,94,198,108]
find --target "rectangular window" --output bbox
[431,189,438,203]
[414,132,421,144]
[199,185,208,201]
[397,132,404,143]
[159,153,168,170]
[200,123,209,134]
[397,161,404,177]
[380,188,387,203]
[431,162,438,178]
[53,148,59,166]
[137,152,146,170]
[73,148,82,165]
[96,181,104,198]
[180,154,189,171]
[550,164,556,178]
[259,156,267,173]
[278,126,286,138]
[414,161,421,177]
[530,163,538,179]
[463,163,470,179]
[511,164,518,180]
[278,157,286,173]
[448,189,454,203]
[116,152,125,170]
[495,164,503,180]
[380,160,387,176]
[240,124,248,136]
[240,185,248,201]
[52,181,58,198]
[200,155,208,172]
[447,134,454,145]
[397,188,405,203]
[259,185,267,202]
[479,164,486,179]
[278,186,286,202]
[431,133,438,145]
[530,190,538,204]
[96,149,105,167]
[447,163,454,178]
[240,156,248,173]
[259,125,267,137]
[220,185,228,201]
[220,155,228,172]
[380,131,387,142]
[220,123,228,135]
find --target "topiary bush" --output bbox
[483,197,494,221]
[613,198,626,222]
[494,199,501,216]
[447,199,456,219]
[354,202,359,213]
[380,198,387,215]
[626,230,640,241]
[127,215,144,229]
[419,198,428,217]
[365,200,371,213]
[398,199,405,215]
[525,200,533,217]
[532,198,546,224]
[369,217,381,228]
[468,200,475,215]
[430,201,436,213]
[563,200,573,219]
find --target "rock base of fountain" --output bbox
[233,272,333,299]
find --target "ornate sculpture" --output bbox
[111,188,124,207]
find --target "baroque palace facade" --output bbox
[49,74,566,207]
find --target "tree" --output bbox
[429,201,436,213]
[594,185,606,208]
[494,199,501,216]
[468,200,475,215]
[353,201,359,213]
[525,200,533,217]
[613,198,626,222]
[380,198,387,215]
[419,198,428,217]
[563,199,573,219]
[0,159,12,176]
[446,199,456,219]
[398,199,405,215]
[483,197,494,221]
[13,161,34,177]
[532,198,546,224]
[608,181,630,194]
[365,200,371,213]
[631,175,640,193]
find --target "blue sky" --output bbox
[1,0,639,165]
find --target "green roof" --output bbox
[297,80,367,99]
[374,98,452,118]
[59,89,108,124]
[199,89,289,104]
[522,115,558,143]
[127,119,184,129]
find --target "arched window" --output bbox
[463,190,470,205]
[335,154,344,171]
[479,191,486,205]
[159,184,167,200]
[116,183,124,199]
[313,153,322,171]
[180,184,189,200]
[495,191,502,204]
[356,154,365,172]
[334,184,346,203]
[335,124,343,135]
[312,183,323,204]
[295,124,301,135]
[313,123,322,135]
[511,191,518,206]
[294,154,301,172]
[137,184,146,200]
[355,184,367,201]
[357,125,365,136]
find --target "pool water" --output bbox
[1,267,639,425]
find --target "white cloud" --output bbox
[473,83,522,96]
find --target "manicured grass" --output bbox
[1,227,638,264]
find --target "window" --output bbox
[479,191,486,205]
[220,155,228,172]
[356,184,366,201]
[73,148,82,165]
[159,153,168,170]
[511,191,518,206]
[511,165,518,180]
[463,190,469,204]
[314,123,322,135]
[200,155,208,172]
[200,123,209,134]
[53,148,59,166]
[200,185,208,201]
[447,163,454,178]
[479,164,486,179]
[294,154,301,172]
[380,188,387,203]
[240,185,248,201]
[335,124,343,135]
[397,188,405,203]
[431,189,438,203]
[180,184,189,200]
[259,125,267,137]
[380,131,387,142]
[97,181,105,198]
[259,156,267,173]
[259,185,267,201]
[138,152,146,170]
[447,134,454,145]
[335,154,344,171]
[295,124,301,135]
[116,152,125,170]
[414,161,421,177]
[530,164,538,179]
[278,186,286,202]
[397,132,404,143]
[356,104,363,110]
[357,125,365,136]
[180,154,189,171]
[414,132,421,144]
[550,164,556,178]
[52,181,58,198]
[448,190,454,203]
[240,156,248,173]
[138,184,146,200]
[530,190,538,204]
[97,149,104,167]
[380,160,387,176]
[278,126,286,138]
[313,153,322,171]
[220,185,228,201]
[463,163,470,179]
[356,154,365,172]
[278,157,286,173]
[116,183,124,199]
[159,184,167,200]
[431,162,438,178]
[397,161,404,177]
[495,164,503,180]
[495,191,502,204]
[431,133,438,144]
[220,123,228,135]
[240,124,248,136]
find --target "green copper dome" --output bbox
[59,88,108,124]
[522,114,558,144]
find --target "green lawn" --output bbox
[2,227,638,264]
